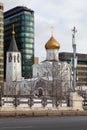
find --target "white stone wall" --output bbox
[33,61,71,95]
[69,92,84,110]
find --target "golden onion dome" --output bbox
[45,36,60,49]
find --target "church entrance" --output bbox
[35,79,46,97]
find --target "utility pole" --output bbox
[72,26,77,91]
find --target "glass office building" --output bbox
[0,2,4,84]
[4,6,34,79]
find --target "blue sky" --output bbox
[1,0,87,61]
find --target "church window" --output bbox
[14,56,16,62]
[17,54,20,62]
[49,52,51,57]
[53,53,56,59]
[9,53,12,62]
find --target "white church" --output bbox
[4,25,71,101]
[3,25,85,110]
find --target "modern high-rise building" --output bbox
[4,6,34,79]
[59,52,87,86]
[0,2,4,85]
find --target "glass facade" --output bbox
[4,6,34,79]
[0,3,4,84]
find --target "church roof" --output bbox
[45,35,60,50]
[8,25,19,52]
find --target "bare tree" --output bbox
[34,61,71,106]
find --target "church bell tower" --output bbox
[6,25,22,82]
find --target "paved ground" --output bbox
[0,116,87,130]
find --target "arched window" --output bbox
[35,80,45,97]
[9,53,12,62]
[14,56,16,62]
[17,54,20,62]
